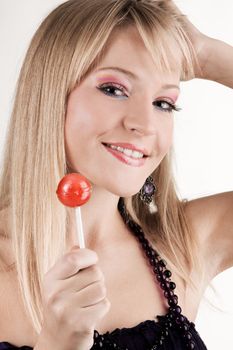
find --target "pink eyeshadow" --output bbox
[169,95,179,103]
[159,94,179,104]
[96,75,129,88]
[96,75,179,103]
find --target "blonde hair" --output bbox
[0,0,203,334]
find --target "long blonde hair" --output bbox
[0,0,203,334]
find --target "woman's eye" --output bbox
[97,83,127,98]
[96,84,181,113]
[154,100,181,113]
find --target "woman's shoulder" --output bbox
[0,235,36,347]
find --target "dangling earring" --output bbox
[139,176,158,213]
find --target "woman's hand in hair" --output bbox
[170,1,208,80]
[34,247,111,350]
[171,1,233,87]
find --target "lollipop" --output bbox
[56,173,92,248]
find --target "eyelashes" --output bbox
[96,82,182,113]
[153,100,181,113]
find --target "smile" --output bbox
[105,143,144,159]
[102,143,147,167]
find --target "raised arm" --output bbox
[172,2,233,88]
[176,4,233,277]
[193,34,233,88]
[184,191,233,277]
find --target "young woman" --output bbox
[0,0,232,349]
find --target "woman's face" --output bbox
[65,26,180,197]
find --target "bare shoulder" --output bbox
[183,191,233,277]
[0,246,36,346]
[0,211,37,345]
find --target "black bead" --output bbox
[159,338,164,345]
[151,345,158,350]
[138,235,145,243]
[168,282,176,290]
[184,331,193,340]
[164,290,174,298]
[179,322,189,332]
[149,258,156,266]
[160,282,167,290]
[94,330,99,339]
[159,259,167,267]
[175,314,185,324]
[157,265,164,272]
[151,250,157,257]
[168,297,178,306]
[166,312,175,321]
[153,265,163,273]
[165,320,173,328]
[146,250,152,258]
[176,306,182,314]
[179,315,185,322]
[169,305,182,314]
[186,340,196,349]
[163,269,172,278]
[156,274,163,282]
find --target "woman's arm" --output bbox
[173,3,233,276]
[184,191,233,277]
[195,35,233,88]
[171,1,233,88]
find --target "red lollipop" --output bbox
[56,173,92,207]
[56,173,92,248]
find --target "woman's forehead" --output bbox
[94,27,182,82]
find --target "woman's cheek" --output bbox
[161,123,174,153]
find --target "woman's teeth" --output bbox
[106,144,144,159]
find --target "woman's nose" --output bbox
[122,97,158,136]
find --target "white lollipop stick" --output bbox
[75,206,85,248]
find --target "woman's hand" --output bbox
[170,1,208,80]
[34,247,111,350]
[172,1,233,87]
[181,20,208,80]
[182,10,233,87]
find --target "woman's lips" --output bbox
[103,143,147,167]
[103,142,149,156]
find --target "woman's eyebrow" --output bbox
[95,66,138,80]
[95,66,180,91]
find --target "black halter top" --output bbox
[0,198,208,350]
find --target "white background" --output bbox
[0,1,233,349]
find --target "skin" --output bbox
[65,26,181,249]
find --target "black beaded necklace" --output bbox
[93,198,196,350]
